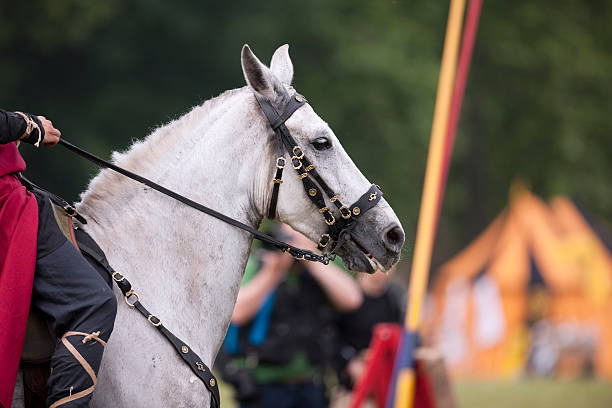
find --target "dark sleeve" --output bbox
[0,109,27,144]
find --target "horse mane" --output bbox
[77,87,246,219]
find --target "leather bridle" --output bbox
[254,90,383,259]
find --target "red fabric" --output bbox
[350,324,402,408]
[0,143,38,407]
[414,360,436,408]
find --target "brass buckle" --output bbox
[148,314,162,327]
[112,271,124,282]
[124,290,140,307]
[291,156,302,170]
[320,208,336,225]
[318,234,331,248]
[63,205,77,216]
[292,146,304,159]
[339,205,351,219]
[276,157,286,169]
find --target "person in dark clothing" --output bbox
[0,109,117,408]
[335,268,404,391]
[221,224,363,408]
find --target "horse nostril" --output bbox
[384,225,405,251]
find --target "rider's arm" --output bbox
[0,109,61,147]
[0,109,44,145]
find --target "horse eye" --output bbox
[311,137,332,151]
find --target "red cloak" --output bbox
[0,143,38,407]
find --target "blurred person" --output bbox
[219,224,363,408]
[0,109,117,407]
[332,266,404,404]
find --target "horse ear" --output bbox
[270,44,293,85]
[241,44,281,101]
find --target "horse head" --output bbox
[242,44,404,273]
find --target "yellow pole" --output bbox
[406,0,466,334]
[394,0,466,407]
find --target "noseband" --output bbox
[254,91,383,258]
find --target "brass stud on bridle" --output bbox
[181,346,189,354]
[309,188,317,197]
[352,207,361,216]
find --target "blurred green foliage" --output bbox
[1,0,610,269]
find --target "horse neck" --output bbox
[76,88,274,357]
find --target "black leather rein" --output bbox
[57,139,331,264]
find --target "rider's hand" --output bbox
[38,115,61,146]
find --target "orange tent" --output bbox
[426,186,612,378]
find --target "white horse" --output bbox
[14,44,404,407]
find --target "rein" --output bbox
[57,139,332,264]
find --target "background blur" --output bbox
[2,0,611,406]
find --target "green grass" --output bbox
[220,378,612,407]
[454,379,612,408]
